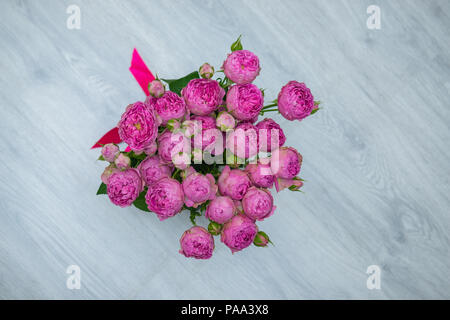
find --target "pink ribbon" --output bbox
[91,48,155,149]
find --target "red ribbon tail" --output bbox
[91,127,122,149]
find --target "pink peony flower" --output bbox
[146,91,186,125]
[199,63,214,79]
[114,153,131,170]
[245,159,274,188]
[226,122,258,159]
[145,177,184,221]
[278,81,315,121]
[226,83,263,121]
[172,152,191,170]
[101,143,119,162]
[216,111,236,132]
[181,78,225,116]
[157,130,190,163]
[221,214,258,253]
[270,146,302,179]
[242,187,275,221]
[118,102,159,152]
[179,226,214,259]
[143,140,158,156]
[182,169,217,208]
[148,79,165,98]
[218,165,252,200]
[138,155,173,186]
[205,196,236,224]
[222,50,260,84]
[107,169,143,207]
[101,164,120,184]
[256,118,286,152]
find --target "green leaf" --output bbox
[98,155,105,161]
[133,190,150,212]
[314,100,321,106]
[231,35,243,51]
[96,183,107,195]
[162,71,200,96]
[188,207,201,226]
[310,107,320,115]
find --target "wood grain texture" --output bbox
[0,0,449,299]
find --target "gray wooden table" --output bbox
[1,0,449,299]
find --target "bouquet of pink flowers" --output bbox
[94,36,320,259]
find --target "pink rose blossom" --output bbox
[101,143,119,162]
[145,177,184,221]
[182,169,217,208]
[118,102,159,152]
[221,214,258,253]
[199,63,214,79]
[218,165,252,200]
[226,83,263,121]
[245,159,274,188]
[205,196,236,224]
[146,91,186,125]
[278,81,315,121]
[181,78,225,116]
[222,50,260,85]
[138,155,173,186]
[101,164,120,184]
[157,130,190,163]
[179,226,214,259]
[270,146,302,179]
[242,187,275,221]
[256,118,286,152]
[114,153,131,170]
[107,169,143,207]
[148,79,165,98]
[226,122,258,159]
[216,111,236,131]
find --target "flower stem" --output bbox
[261,103,278,110]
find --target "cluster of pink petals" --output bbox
[118,102,159,152]
[107,169,143,207]
[99,41,318,260]
[181,78,225,116]
[179,226,214,259]
[182,168,217,208]
[223,50,261,84]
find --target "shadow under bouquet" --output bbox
[94,36,320,259]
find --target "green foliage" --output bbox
[96,183,107,195]
[162,71,200,96]
[231,35,243,51]
[133,189,150,212]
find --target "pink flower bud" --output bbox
[253,231,270,247]
[182,170,217,208]
[270,147,302,179]
[148,79,165,98]
[101,143,119,162]
[114,153,131,170]
[221,214,258,253]
[222,50,260,85]
[218,165,252,200]
[101,164,120,184]
[199,63,214,79]
[216,111,236,131]
[278,81,314,121]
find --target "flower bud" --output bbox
[101,143,119,162]
[114,153,131,170]
[181,120,201,138]
[167,119,181,132]
[253,231,270,247]
[101,164,120,184]
[199,63,214,79]
[208,221,223,236]
[148,79,165,98]
[173,152,191,170]
[216,111,236,132]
